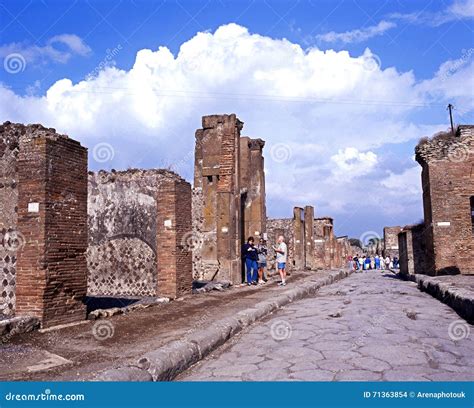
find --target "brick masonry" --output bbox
[157,178,192,298]
[267,208,349,271]
[193,114,267,283]
[415,125,474,275]
[398,223,427,276]
[11,123,88,328]
[87,169,192,298]
[383,226,402,259]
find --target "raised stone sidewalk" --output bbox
[408,274,474,323]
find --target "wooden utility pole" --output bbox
[447,104,455,135]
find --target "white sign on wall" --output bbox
[28,202,39,213]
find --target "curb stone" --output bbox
[95,269,354,381]
[403,274,473,323]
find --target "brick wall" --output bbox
[193,114,244,283]
[87,169,191,297]
[157,178,192,298]
[416,126,474,275]
[14,123,88,328]
[398,224,427,276]
[383,226,402,259]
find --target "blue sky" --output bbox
[1,0,473,240]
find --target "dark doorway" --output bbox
[470,196,474,234]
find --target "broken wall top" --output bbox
[0,121,83,149]
[88,168,185,187]
[415,125,474,165]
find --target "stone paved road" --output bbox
[178,271,474,381]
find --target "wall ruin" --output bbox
[415,125,474,275]
[87,169,192,299]
[266,207,349,272]
[0,122,89,328]
[192,114,266,283]
[383,226,402,259]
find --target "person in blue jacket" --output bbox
[242,236,258,285]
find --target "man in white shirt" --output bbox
[273,235,288,286]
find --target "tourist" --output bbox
[370,256,375,270]
[353,255,360,271]
[273,235,288,286]
[364,256,371,271]
[393,256,399,269]
[385,256,390,270]
[256,238,268,284]
[242,236,258,286]
[375,254,380,270]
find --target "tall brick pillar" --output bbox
[304,205,315,270]
[157,178,193,298]
[240,137,266,239]
[293,207,305,270]
[193,114,243,283]
[15,129,88,328]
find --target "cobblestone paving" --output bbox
[179,272,474,381]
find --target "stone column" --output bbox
[304,205,315,270]
[293,207,305,270]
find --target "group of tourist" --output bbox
[350,254,399,271]
[242,235,288,286]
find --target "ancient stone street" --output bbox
[179,271,474,381]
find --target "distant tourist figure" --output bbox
[242,236,258,286]
[385,256,390,270]
[375,255,380,270]
[393,256,399,269]
[256,238,268,284]
[353,255,360,271]
[273,235,288,286]
[370,256,375,270]
[364,256,371,271]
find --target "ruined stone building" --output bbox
[87,169,192,299]
[0,122,88,327]
[1,122,193,328]
[399,125,474,276]
[383,226,402,258]
[266,206,350,271]
[192,114,266,283]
